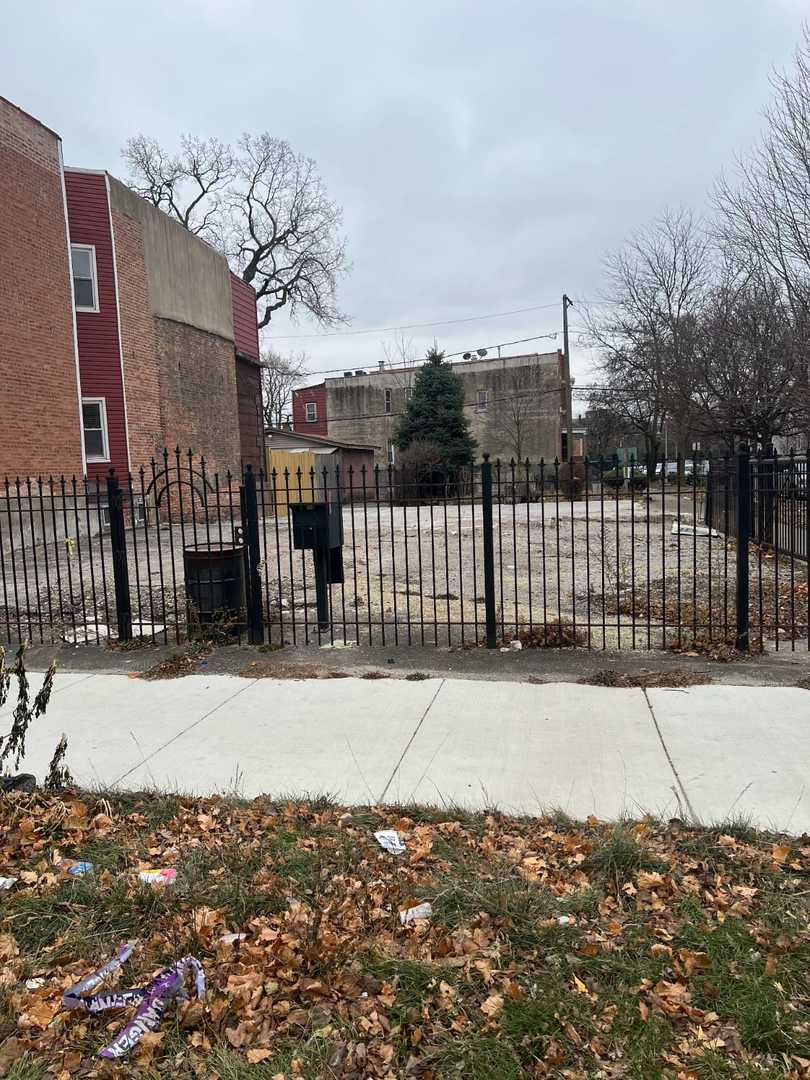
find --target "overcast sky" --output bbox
[3,1,806,406]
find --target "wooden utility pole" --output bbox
[562,294,574,460]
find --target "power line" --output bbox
[270,301,565,340]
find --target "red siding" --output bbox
[64,171,127,480]
[230,273,260,361]
[292,384,328,435]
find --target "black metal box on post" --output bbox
[290,500,344,630]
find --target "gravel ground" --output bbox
[1,492,807,652]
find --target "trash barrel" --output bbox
[183,544,246,633]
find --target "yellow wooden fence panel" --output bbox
[264,449,317,518]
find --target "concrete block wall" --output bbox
[111,206,163,472]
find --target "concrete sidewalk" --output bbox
[7,670,810,833]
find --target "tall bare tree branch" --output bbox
[123,132,349,329]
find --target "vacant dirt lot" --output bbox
[1,492,807,652]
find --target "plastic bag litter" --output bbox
[0,877,18,891]
[66,861,94,877]
[374,830,407,855]
[399,902,432,925]
[138,868,177,886]
[63,941,205,1059]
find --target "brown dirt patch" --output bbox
[239,661,352,680]
[578,667,712,689]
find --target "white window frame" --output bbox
[387,440,396,465]
[71,243,100,313]
[81,396,110,463]
[305,401,318,423]
[384,388,392,414]
[477,388,489,411]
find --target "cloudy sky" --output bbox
[3,1,805,404]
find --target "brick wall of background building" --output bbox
[292,384,328,435]
[0,98,83,479]
[155,319,242,475]
[111,206,163,472]
[236,358,263,471]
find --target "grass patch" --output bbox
[587,825,667,882]
[4,795,810,1077]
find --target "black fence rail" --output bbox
[0,446,807,652]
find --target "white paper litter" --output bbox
[510,639,523,650]
[0,877,18,891]
[25,977,45,990]
[219,932,248,945]
[63,623,113,645]
[374,830,407,855]
[671,521,720,538]
[557,915,573,927]
[399,902,433,925]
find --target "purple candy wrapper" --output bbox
[62,942,205,1058]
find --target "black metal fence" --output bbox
[1,446,808,652]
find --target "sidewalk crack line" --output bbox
[112,680,256,787]
[642,688,700,825]
[378,679,446,804]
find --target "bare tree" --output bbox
[689,266,810,449]
[715,29,810,323]
[123,133,349,329]
[490,372,538,461]
[381,332,418,370]
[587,207,710,471]
[125,134,233,241]
[261,350,309,428]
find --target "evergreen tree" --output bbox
[394,348,477,467]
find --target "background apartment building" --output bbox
[0,97,262,483]
[292,351,566,465]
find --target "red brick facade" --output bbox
[292,384,328,435]
[1,98,262,483]
[0,98,83,479]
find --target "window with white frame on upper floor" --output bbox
[477,388,489,410]
[305,401,318,422]
[71,245,99,312]
[405,386,413,402]
[387,440,396,465]
[384,388,392,414]
[81,398,109,462]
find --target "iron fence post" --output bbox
[704,460,714,529]
[106,469,132,643]
[241,465,264,644]
[735,443,751,652]
[481,454,497,647]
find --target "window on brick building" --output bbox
[387,440,396,465]
[305,401,318,423]
[81,398,109,462]
[384,388,392,414]
[477,388,489,411]
[71,245,99,312]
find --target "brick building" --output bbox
[0,97,262,483]
[292,351,565,466]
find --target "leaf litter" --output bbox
[0,792,809,1076]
